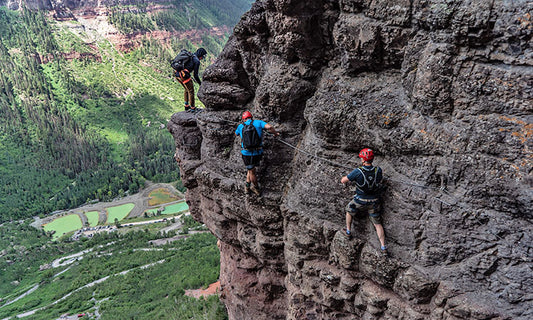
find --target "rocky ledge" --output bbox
[168,0,532,319]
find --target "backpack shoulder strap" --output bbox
[354,167,365,188]
[369,166,378,188]
[355,166,379,189]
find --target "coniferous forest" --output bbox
[0,1,252,319]
[0,0,252,222]
[0,219,225,319]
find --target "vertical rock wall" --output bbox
[168,0,532,319]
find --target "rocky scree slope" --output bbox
[168,0,532,319]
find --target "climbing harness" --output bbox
[355,166,380,194]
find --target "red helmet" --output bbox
[242,111,253,120]
[359,148,374,162]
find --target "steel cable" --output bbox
[191,112,462,206]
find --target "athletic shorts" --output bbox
[242,154,262,170]
[345,198,382,225]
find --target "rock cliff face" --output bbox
[167,0,532,319]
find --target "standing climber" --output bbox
[235,111,279,195]
[171,47,207,113]
[341,148,388,256]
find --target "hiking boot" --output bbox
[244,184,251,195]
[343,228,352,239]
[184,105,191,112]
[250,184,261,196]
[380,247,389,258]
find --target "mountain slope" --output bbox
[0,0,253,222]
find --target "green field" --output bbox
[107,203,135,223]
[145,201,189,215]
[85,211,99,227]
[43,214,83,240]
[162,202,189,214]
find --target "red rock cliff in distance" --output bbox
[167,0,532,319]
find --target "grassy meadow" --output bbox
[106,203,135,223]
[145,201,189,216]
[85,211,100,227]
[42,215,83,240]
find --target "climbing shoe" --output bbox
[250,184,261,196]
[343,228,352,239]
[380,246,389,258]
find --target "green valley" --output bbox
[0,218,223,319]
[0,0,253,319]
[0,0,253,222]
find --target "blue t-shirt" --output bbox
[347,165,383,199]
[235,119,267,156]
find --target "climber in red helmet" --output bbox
[341,148,388,257]
[235,110,279,195]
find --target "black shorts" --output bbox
[242,154,262,170]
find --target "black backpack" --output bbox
[171,49,194,72]
[355,166,382,195]
[242,121,262,150]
